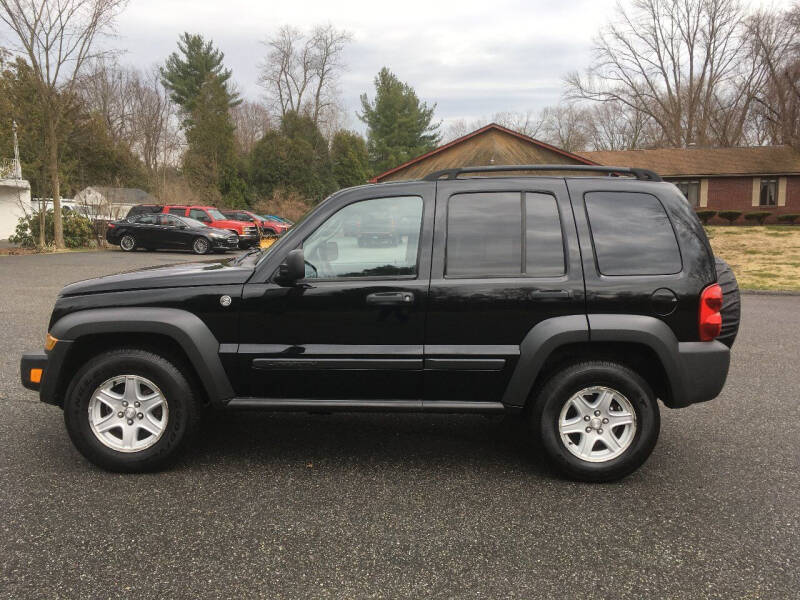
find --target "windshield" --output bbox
[180,216,206,229]
[207,208,226,220]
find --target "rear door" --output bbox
[424,178,585,403]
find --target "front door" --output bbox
[424,178,585,403]
[239,184,435,400]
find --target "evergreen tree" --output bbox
[160,33,239,113]
[331,130,369,188]
[358,68,441,175]
[249,111,336,202]
[182,75,242,205]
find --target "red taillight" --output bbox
[699,283,723,341]
[107,223,115,229]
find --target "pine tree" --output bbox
[182,75,241,204]
[160,33,239,114]
[331,130,370,188]
[358,68,441,175]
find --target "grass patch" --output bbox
[706,225,800,291]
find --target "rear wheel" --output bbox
[530,361,660,482]
[192,237,210,255]
[63,349,200,472]
[119,234,136,252]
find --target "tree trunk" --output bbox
[46,116,64,249]
[38,198,45,248]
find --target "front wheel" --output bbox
[192,237,210,255]
[119,234,136,252]
[63,349,200,472]
[530,361,660,482]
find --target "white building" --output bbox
[0,159,32,241]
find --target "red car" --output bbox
[220,209,290,236]
[161,205,260,249]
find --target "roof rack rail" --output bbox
[422,164,663,182]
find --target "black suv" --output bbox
[21,165,738,481]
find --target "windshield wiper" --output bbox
[233,246,264,265]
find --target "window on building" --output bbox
[760,178,778,206]
[674,180,700,207]
[446,192,565,277]
[585,191,681,276]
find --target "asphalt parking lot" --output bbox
[1,250,798,599]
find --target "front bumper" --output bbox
[210,236,240,250]
[237,234,260,249]
[20,350,48,391]
[20,340,73,405]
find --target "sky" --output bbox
[3,0,795,133]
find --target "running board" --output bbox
[224,398,506,414]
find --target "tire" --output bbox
[192,237,210,255]
[714,257,740,348]
[530,361,660,482]
[63,349,200,472]
[119,234,136,252]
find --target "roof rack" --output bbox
[422,164,663,182]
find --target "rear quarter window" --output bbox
[585,191,681,276]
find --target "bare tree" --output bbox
[230,99,271,153]
[583,101,662,150]
[79,59,181,193]
[259,24,350,131]
[746,5,800,147]
[0,0,127,248]
[566,0,763,148]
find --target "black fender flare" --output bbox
[501,313,729,409]
[48,307,234,404]
[501,315,590,407]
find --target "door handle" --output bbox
[529,289,571,299]
[366,292,414,305]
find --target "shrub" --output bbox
[777,214,800,224]
[696,210,717,225]
[744,211,771,225]
[718,210,742,224]
[253,188,313,222]
[9,208,95,249]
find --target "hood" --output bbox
[60,260,254,297]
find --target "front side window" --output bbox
[446,191,565,277]
[302,196,423,279]
[585,191,681,276]
[760,179,777,206]
[674,180,700,207]
[189,209,210,222]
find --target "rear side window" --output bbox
[585,191,681,275]
[446,192,565,277]
[168,207,186,216]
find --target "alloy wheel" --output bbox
[88,375,169,453]
[558,386,637,463]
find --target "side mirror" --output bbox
[178,224,187,230]
[277,248,305,283]
[319,240,339,262]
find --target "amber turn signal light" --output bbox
[30,368,43,383]
[45,333,58,351]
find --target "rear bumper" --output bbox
[670,341,730,408]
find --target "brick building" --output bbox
[579,146,800,223]
[370,123,800,224]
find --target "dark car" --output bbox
[106,213,239,254]
[22,164,739,481]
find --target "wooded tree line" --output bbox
[0,0,797,248]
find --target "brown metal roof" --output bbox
[371,123,597,182]
[577,145,800,177]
